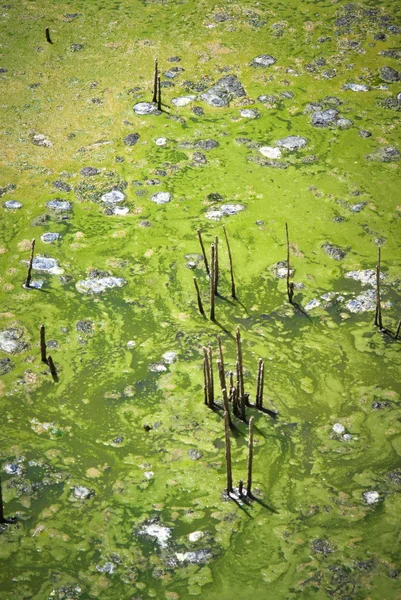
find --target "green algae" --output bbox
[1,0,401,598]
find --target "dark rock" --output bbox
[191,106,204,116]
[164,67,184,79]
[258,94,279,104]
[356,560,375,572]
[387,470,401,485]
[0,67,8,74]
[280,91,294,99]
[311,538,334,555]
[193,152,207,165]
[374,32,386,41]
[194,139,219,150]
[167,56,181,62]
[359,130,372,138]
[379,66,399,82]
[112,435,124,444]
[123,133,140,146]
[76,320,93,333]
[139,220,152,227]
[80,167,100,177]
[0,357,14,375]
[53,181,71,192]
[322,243,347,260]
[201,75,246,107]
[207,193,223,202]
[160,81,175,88]
[371,400,391,410]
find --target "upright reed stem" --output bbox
[197,229,209,275]
[222,388,231,427]
[217,335,226,392]
[224,410,233,494]
[214,236,219,295]
[223,225,236,299]
[40,324,47,363]
[246,416,254,497]
[207,345,214,405]
[375,247,383,330]
[152,58,158,103]
[236,327,245,405]
[157,76,162,111]
[285,222,294,304]
[25,238,35,288]
[210,244,216,321]
[0,476,5,523]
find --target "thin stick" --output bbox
[285,222,294,304]
[193,277,205,316]
[157,76,162,111]
[203,347,211,406]
[214,236,219,295]
[256,358,262,408]
[24,238,35,288]
[40,324,47,364]
[246,416,254,497]
[210,244,216,322]
[45,27,53,44]
[152,58,158,103]
[238,479,243,498]
[222,388,231,427]
[217,359,225,394]
[207,345,214,406]
[395,317,401,340]
[197,229,209,275]
[236,327,245,405]
[0,476,5,523]
[47,355,58,382]
[259,361,264,409]
[223,225,236,299]
[235,360,241,418]
[224,410,233,494]
[229,371,234,402]
[203,357,208,405]
[217,335,226,392]
[375,247,383,330]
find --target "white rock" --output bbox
[140,524,171,547]
[101,190,125,203]
[32,256,63,275]
[133,102,159,115]
[188,531,204,542]
[155,137,167,146]
[162,351,177,364]
[149,363,167,373]
[332,423,345,435]
[110,206,129,215]
[150,192,171,204]
[305,299,320,311]
[362,490,380,505]
[144,471,154,479]
[172,96,195,107]
[259,146,282,159]
[76,276,126,295]
[127,340,136,349]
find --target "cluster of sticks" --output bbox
[194,226,236,321]
[151,59,162,111]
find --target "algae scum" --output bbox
[1,0,401,598]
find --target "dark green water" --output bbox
[0,1,400,598]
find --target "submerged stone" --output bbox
[80,167,99,177]
[251,54,276,67]
[32,256,63,274]
[53,180,71,192]
[175,549,212,564]
[188,449,202,461]
[47,200,72,212]
[139,522,171,548]
[0,357,14,374]
[172,96,195,106]
[188,531,204,542]
[76,276,126,295]
[337,117,353,129]
[162,351,177,364]
[96,562,115,574]
[322,243,347,260]
[305,299,320,311]
[101,190,125,203]
[133,102,160,115]
[312,108,339,127]
[239,108,260,119]
[106,206,129,216]
[201,75,246,107]
[332,423,345,435]
[276,136,307,151]
[379,66,399,83]
[359,130,372,138]
[345,270,383,286]
[365,146,400,162]
[3,200,22,209]
[311,539,334,555]
[205,204,245,220]
[41,232,61,243]
[150,192,171,204]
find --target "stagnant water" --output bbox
[0,1,400,598]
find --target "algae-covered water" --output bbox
[1,1,401,598]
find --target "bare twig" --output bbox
[197,229,209,275]
[24,238,35,288]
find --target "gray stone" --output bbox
[258,94,279,104]
[311,108,339,127]
[276,136,307,151]
[379,66,399,83]
[311,539,334,555]
[32,256,62,274]
[345,289,376,313]
[343,83,370,92]
[172,96,195,107]
[123,133,140,146]
[194,139,219,150]
[337,117,353,129]
[188,449,202,460]
[101,190,125,203]
[96,562,115,574]
[53,180,71,192]
[251,54,276,67]
[322,243,347,260]
[365,146,400,162]
[76,276,126,295]
[345,270,383,286]
[201,75,246,107]
[76,320,93,333]
[239,108,260,119]
[305,299,320,311]
[3,200,22,209]
[47,199,72,212]
[32,133,53,148]
[41,232,61,243]
[72,486,94,500]
[205,204,245,221]
[351,202,366,212]
[362,490,380,505]
[359,130,372,138]
[80,167,99,177]
[0,328,28,355]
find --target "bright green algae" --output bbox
[0,0,401,598]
